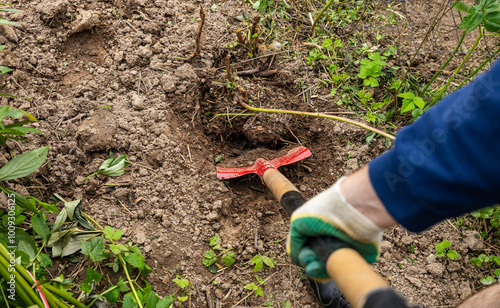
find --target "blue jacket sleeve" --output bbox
[369,60,500,232]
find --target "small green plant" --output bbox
[173,275,190,290]
[397,92,425,116]
[249,254,276,272]
[82,151,130,180]
[357,52,387,87]
[435,240,460,260]
[202,233,235,273]
[468,254,500,285]
[102,104,111,110]
[244,275,267,297]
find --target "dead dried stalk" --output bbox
[192,6,205,58]
[225,55,233,82]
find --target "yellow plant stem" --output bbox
[429,27,484,107]
[240,103,395,140]
[0,253,43,307]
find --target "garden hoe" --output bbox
[217,147,415,308]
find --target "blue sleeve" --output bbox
[369,60,500,233]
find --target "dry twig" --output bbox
[192,6,205,58]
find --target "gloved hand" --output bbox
[287,177,383,280]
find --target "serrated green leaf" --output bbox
[32,214,51,242]
[110,243,128,255]
[157,295,175,308]
[38,253,52,267]
[210,233,220,246]
[413,96,425,109]
[146,292,160,308]
[81,236,106,262]
[400,100,415,114]
[104,226,124,241]
[124,251,152,273]
[0,146,48,181]
[123,293,137,308]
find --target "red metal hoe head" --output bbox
[216,147,312,180]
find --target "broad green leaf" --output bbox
[104,226,124,241]
[38,253,52,267]
[0,66,12,74]
[203,249,217,267]
[251,254,264,272]
[156,295,175,308]
[210,233,220,246]
[484,11,500,32]
[173,275,189,288]
[400,100,415,114]
[32,214,51,242]
[453,1,472,13]
[82,267,103,293]
[104,278,127,303]
[81,236,106,262]
[110,243,128,255]
[413,96,425,109]
[412,108,424,118]
[484,0,499,13]
[123,294,137,308]
[459,10,484,32]
[5,227,37,259]
[480,276,495,285]
[0,186,38,213]
[255,287,264,297]
[262,256,275,268]
[62,232,101,257]
[447,250,460,260]
[398,92,415,99]
[0,146,48,181]
[124,252,152,273]
[146,292,159,308]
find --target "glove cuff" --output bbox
[292,177,383,245]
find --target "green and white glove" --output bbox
[287,177,383,280]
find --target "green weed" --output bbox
[203,233,236,273]
[249,253,276,272]
[435,240,460,260]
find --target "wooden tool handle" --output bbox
[327,248,388,308]
[261,168,388,308]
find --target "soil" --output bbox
[0,0,497,307]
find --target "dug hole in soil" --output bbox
[0,0,491,307]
